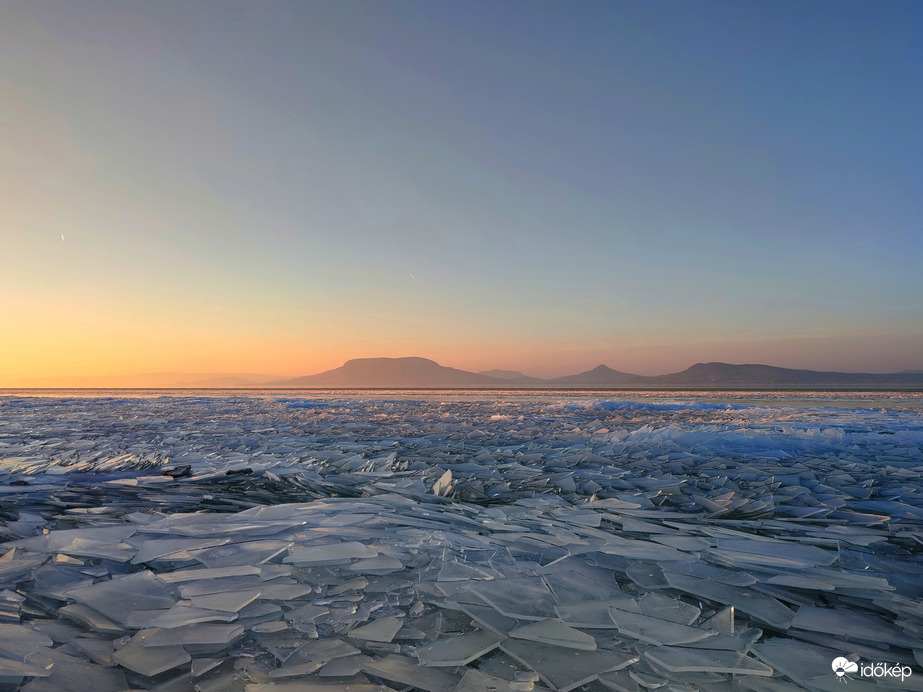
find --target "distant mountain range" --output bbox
[641,362,923,387]
[276,357,496,388]
[22,358,923,389]
[267,357,923,389]
[549,364,639,386]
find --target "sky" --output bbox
[2,0,922,385]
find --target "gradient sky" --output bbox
[2,0,922,385]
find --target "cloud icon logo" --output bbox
[832,657,859,678]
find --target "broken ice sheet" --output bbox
[0,623,54,658]
[0,653,53,679]
[156,564,262,583]
[437,561,497,582]
[65,570,175,626]
[268,659,325,678]
[112,629,191,677]
[284,542,378,566]
[17,647,128,692]
[596,669,640,692]
[362,653,462,692]
[510,619,597,650]
[347,615,403,643]
[9,525,136,556]
[192,657,223,677]
[766,567,893,592]
[751,639,844,688]
[189,588,262,612]
[683,626,762,653]
[586,538,687,562]
[70,635,116,666]
[146,605,238,628]
[791,605,917,647]
[542,568,622,604]
[252,619,288,633]
[193,539,291,568]
[284,603,330,625]
[248,684,389,692]
[278,637,361,672]
[608,608,717,646]
[466,577,558,620]
[455,668,530,692]
[416,630,503,666]
[432,469,453,496]
[451,602,520,637]
[346,555,404,574]
[143,622,245,647]
[555,599,639,628]
[709,538,837,570]
[638,592,700,625]
[501,638,638,692]
[663,572,795,630]
[313,655,369,680]
[624,563,669,590]
[2,392,923,690]
[701,606,734,634]
[657,559,756,587]
[58,602,126,635]
[643,646,773,676]
[130,537,229,564]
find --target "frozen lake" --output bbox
[0,391,921,690]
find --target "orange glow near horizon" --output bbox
[4,289,922,387]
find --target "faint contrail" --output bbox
[410,273,416,282]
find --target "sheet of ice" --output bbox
[143,622,245,647]
[248,684,388,692]
[637,593,700,625]
[0,654,53,680]
[111,629,191,676]
[701,606,734,634]
[751,639,844,688]
[643,646,773,675]
[555,599,639,628]
[146,606,238,628]
[415,630,503,666]
[347,616,403,643]
[607,608,717,646]
[362,653,462,692]
[284,543,379,566]
[466,577,558,621]
[510,619,597,650]
[65,571,175,625]
[662,573,796,630]
[501,639,638,691]
[16,647,128,691]
[541,569,622,603]
[275,638,361,675]
[0,391,921,691]
[450,602,520,636]
[455,668,526,692]
[130,537,229,564]
[791,605,917,647]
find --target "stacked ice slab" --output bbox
[0,392,921,690]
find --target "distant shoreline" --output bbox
[3,386,923,393]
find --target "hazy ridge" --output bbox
[26,357,923,389]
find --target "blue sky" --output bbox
[2,0,921,382]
